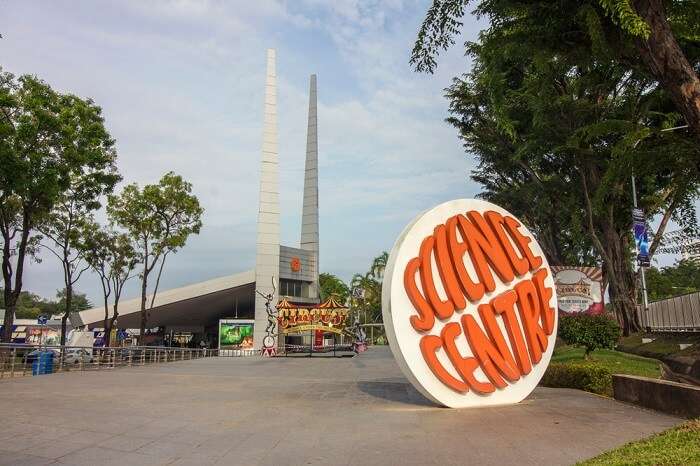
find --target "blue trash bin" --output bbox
[32,351,54,375]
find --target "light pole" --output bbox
[631,124,689,316]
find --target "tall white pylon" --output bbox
[254,49,280,350]
[301,74,319,298]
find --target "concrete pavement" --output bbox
[0,347,680,465]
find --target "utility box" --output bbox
[32,351,54,375]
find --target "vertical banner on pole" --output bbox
[633,208,650,267]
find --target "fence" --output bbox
[0,344,256,379]
[640,291,700,332]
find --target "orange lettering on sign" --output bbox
[447,215,485,302]
[402,210,556,394]
[404,258,435,332]
[420,334,470,393]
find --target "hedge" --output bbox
[540,362,613,396]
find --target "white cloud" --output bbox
[1,0,486,303]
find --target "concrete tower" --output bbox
[300,75,319,297]
[254,49,280,349]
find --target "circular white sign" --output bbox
[382,199,558,408]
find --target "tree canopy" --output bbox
[411,0,700,140]
[645,259,700,301]
[412,0,700,335]
[108,171,203,338]
[319,273,350,304]
[0,70,118,342]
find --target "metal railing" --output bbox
[0,344,256,379]
[640,291,700,332]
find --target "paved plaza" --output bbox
[0,347,680,466]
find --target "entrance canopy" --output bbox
[72,270,256,331]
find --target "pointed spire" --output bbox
[254,49,280,349]
[301,74,319,275]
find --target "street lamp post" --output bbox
[631,124,689,318]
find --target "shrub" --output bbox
[540,362,612,396]
[559,314,621,358]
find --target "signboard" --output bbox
[633,208,650,267]
[26,326,59,346]
[277,308,349,335]
[37,315,48,325]
[551,266,604,315]
[218,320,254,350]
[382,199,557,408]
[276,297,349,336]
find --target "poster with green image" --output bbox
[218,320,254,349]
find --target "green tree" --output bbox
[559,314,622,358]
[108,172,203,339]
[54,288,91,315]
[411,0,700,140]
[0,70,117,342]
[82,222,138,340]
[40,156,120,345]
[349,251,389,324]
[412,0,699,335]
[319,273,350,304]
[0,289,57,319]
[645,259,700,300]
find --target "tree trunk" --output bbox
[1,293,17,343]
[1,239,14,342]
[139,270,148,343]
[61,285,72,346]
[2,219,30,343]
[603,228,640,336]
[632,0,700,140]
[102,294,110,347]
[109,301,119,338]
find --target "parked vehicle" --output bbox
[63,348,93,364]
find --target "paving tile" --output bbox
[97,434,155,452]
[54,446,160,466]
[20,439,86,459]
[0,348,683,466]
[0,450,55,466]
[135,440,194,462]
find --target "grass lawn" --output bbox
[617,333,700,359]
[578,419,700,466]
[552,345,662,379]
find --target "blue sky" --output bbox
[1,0,488,303]
[0,0,683,305]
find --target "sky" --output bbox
[1,0,489,304]
[0,0,684,306]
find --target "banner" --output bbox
[314,330,324,348]
[551,266,604,315]
[633,208,650,267]
[218,320,254,350]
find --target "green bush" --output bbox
[559,314,621,357]
[540,362,612,395]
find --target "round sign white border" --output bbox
[382,199,558,408]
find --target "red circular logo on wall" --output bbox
[290,257,301,272]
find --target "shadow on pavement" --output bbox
[356,379,438,407]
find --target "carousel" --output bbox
[275,296,359,356]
